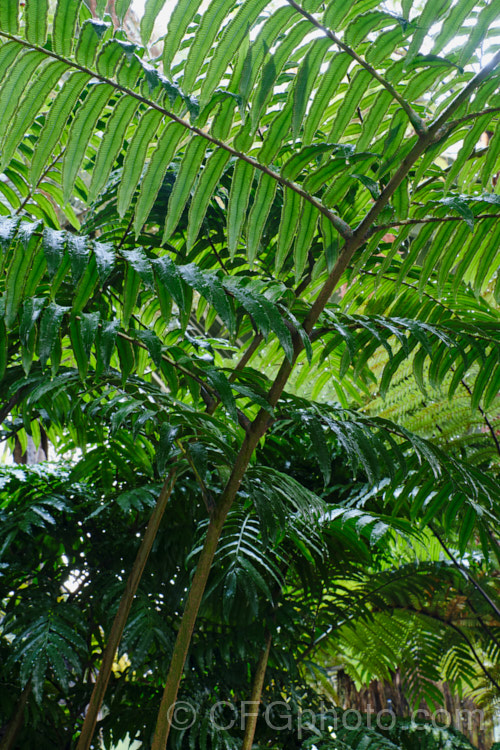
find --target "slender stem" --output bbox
[151,432,260,748]
[241,632,273,750]
[371,212,500,233]
[447,106,500,129]
[76,470,177,750]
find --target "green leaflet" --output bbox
[320,214,338,272]
[0,42,22,84]
[432,0,478,55]
[251,19,311,131]
[357,89,392,152]
[93,240,114,284]
[472,349,499,412]
[182,0,237,93]
[444,114,492,192]
[258,104,293,165]
[62,83,114,202]
[162,0,199,76]
[203,366,238,423]
[473,221,500,295]
[115,0,132,22]
[116,108,163,218]
[122,267,141,329]
[5,224,41,328]
[25,0,48,45]
[223,277,293,362]
[366,26,406,66]
[246,172,277,265]
[136,329,162,367]
[328,67,372,142]
[200,0,270,106]
[31,71,90,187]
[282,144,336,182]
[96,318,119,374]
[305,415,331,485]
[187,149,230,250]
[89,96,139,203]
[323,0,351,30]
[303,53,351,145]
[20,296,46,348]
[178,263,235,334]
[406,0,451,63]
[140,0,168,45]
[162,136,207,242]
[117,52,143,89]
[483,362,500,411]
[0,0,19,33]
[459,0,499,67]
[227,160,254,258]
[96,40,127,78]
[0,50,46,164]
[276,188,301,275]
[0,60,67,172]
[71,257,98,314]
[70,312,99,379]
[153,256,185,313]
[482,126,500,188]
[294,200,318,284]
[75,19,109,67]
[133,121,185,236]
[122,248,154,288]
[116,334,136,382]
[42,227,66,278]
[346,10,398,48]
[458,505,475,554]
[292,37,332,140]
[239,5,296,102]
[53,0,82,56]
[38,302,68,367]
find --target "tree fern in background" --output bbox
[0,0,499,747]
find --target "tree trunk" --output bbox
[0,682,31,750]
[241,632,272,750]
[76,470,177,750]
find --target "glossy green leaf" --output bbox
[38,302,68,367]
